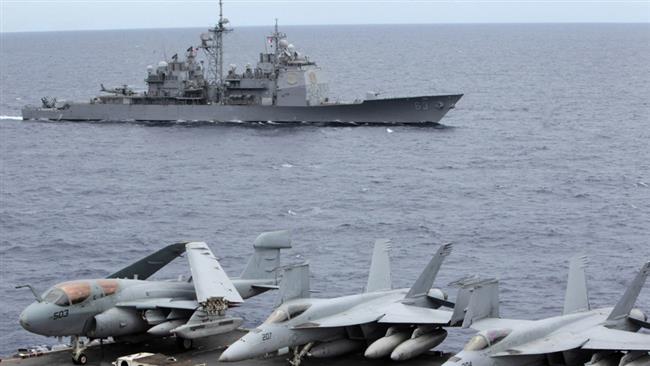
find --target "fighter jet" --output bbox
[16,230,291,365]
[220,240,457,365]
[442,257,650,366]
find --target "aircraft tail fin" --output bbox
[405,243,453,299]
[365,239,392,293]
[563,255,590,315]
[275,263,310,307]
[458,278,499,328]
[240,230,292,282]
[607,261,650,322]
[448,276,484,326]
[107,241,187,280]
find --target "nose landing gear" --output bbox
[289,342,314,366]
[71,336,88,365]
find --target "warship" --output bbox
[21,1,462,125]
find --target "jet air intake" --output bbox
[87,308,148,338]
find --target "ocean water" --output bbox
[1,24,649,357]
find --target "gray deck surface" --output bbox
[2,331,451,366]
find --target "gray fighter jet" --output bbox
[220,240,457,365]
[442,257,650,366]
[16,230,291,365]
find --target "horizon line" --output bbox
[2,20,649,34]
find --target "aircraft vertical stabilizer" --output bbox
[448,276,484,326]
[240,230,292,280]
[365,239,392,293]
[563,255,590,315]
[405,243,452,299]
[276,263,310,306]
[462,279,499,328]
[607,261,650,322]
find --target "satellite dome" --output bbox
[279,39,289,48]
[200,32,211,41]
[287,44,295,50]
[158,61,168,68]
[146,65,153,70]
[222,18,229,24]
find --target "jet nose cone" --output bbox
[219,341,250,362]
[19,305,35,331]
[19,310,29,329]
[19,303,52,335]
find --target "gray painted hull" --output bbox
[22,95,462,125]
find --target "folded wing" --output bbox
[108,242,187,280]
[186,242,243,303]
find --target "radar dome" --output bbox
[158,61,168,68]
[200,33,211,41]
[279,39,289,48]
[288,44,295,50]
[222,18,229,24]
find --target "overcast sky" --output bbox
[1,1,649,33]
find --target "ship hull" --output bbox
[22,95,462,125]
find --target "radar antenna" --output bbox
[199,0,231,103]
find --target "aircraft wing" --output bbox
[470,317,534,332]
[293,305,383,329]
[582,326,650,351]
[116,298,199,310]
[186,242,243,303]
[108,242,187,280]
[492,332,588,356]
[293,301,453,329]
[378,303,452,325]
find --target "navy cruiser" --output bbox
[22,1,462,125]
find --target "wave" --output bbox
[0,115,22,120]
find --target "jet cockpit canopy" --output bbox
[42,281,92,306]
[264,303,311,324]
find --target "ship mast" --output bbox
[200,0,230,103]
[217,0,225,87]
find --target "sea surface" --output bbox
[1,24,649,357]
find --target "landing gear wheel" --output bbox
[71,353,87,365]
[176,337,193,351]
